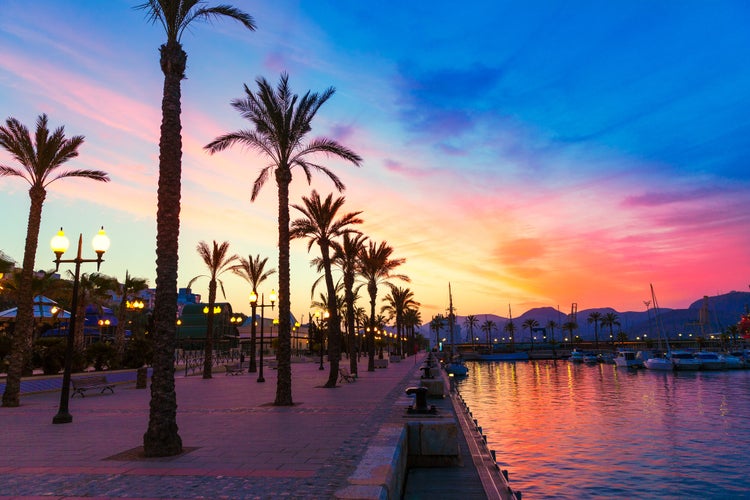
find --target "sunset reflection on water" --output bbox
[455,360,750,499]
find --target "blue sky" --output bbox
[1,1,749,321]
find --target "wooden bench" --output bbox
[224,364,244,375]
[338,367,356,383]
[71,375,115,398]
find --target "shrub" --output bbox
[33,338,67,375]
[86,342,117,371]
[122,338,153,368]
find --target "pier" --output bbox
[1,352,515,499]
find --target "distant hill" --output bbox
[418,291,750,343]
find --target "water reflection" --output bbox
[455,360,750,499]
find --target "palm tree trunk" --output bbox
[143,40,185,457]
[2,188,45,407]
[320,245,340,388]
[203,281,217,379]
[368,284,376,372]
[115,294,127,366]
[274,166,293,406]
[345,277,357,375]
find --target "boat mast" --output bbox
[650,284,670,353]
[448,283,455,356]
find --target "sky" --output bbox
[1,1,749,323]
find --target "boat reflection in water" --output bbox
[455,360,750,499]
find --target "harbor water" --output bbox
[455,360,750,499]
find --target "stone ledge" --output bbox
[335,424,407,500]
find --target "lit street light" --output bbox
[250,289,276,383]
[50,227,110,424]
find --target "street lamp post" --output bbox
[250,289,276,383]
[315,310,329,370]
[50,227,110,424]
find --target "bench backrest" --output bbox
[72,375,108,386]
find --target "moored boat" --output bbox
[720,353,743,369]
[671,350,702,371]
[615,349,643,368]
[644,353,673,371]
[693,351,725,370]
[569,349,585,363]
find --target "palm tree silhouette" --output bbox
[0,114,108,407]
[588,311,603,350]
[231,254,276,373]
[206,73,362,404]
[138,0,255,456]
[331,233,367,374]
[188,241,239,379]
[522,318,540,351]
[291,191,362,387]
[381,287,420,357]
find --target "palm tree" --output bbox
[381,287,420,357]
[71,272,119,356]
[357,241,408,371]
[403,308,422,355]
[483,319,498,349]
[205,74,362,404]
[546,319,559,358]
[291,191,362,387]
[588,311,603,350]
[0,114,109,407]
[114,271,149,365]
[465,315,479,349]
[331,233,367,375]
[562,321,578,344]
[188,240,239,379]
[522,318,540,352]
[600,312,620,348]
[429,314,446,350]
[503,319,516,348]
[138,0,255,457]
[231,254,276,373]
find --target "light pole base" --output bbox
[257,376,265,383]
[52,412,72,424]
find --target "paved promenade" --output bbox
[0,353,500,499]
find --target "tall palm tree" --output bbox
[205,73,362,404]
[0,114,109,407]
[600,312,620,348]
[357,241,408,371]
[381,287,420,357]
[188,240,239,379]
[231,254,276,373]
[483,319,498,349]
[114,271,149,365]
[465,315,479,349]
[291,191,362,387]
[429,314,446,350]
[331,233,367,374]
[588,311,603,350]
[138,0,255,457]
[522,318,540,352]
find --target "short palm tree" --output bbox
[331,232,367,374]
[114,271,149,365]
[71,272,119,356]
[483,319,497,349]
[403,308,422,352]
[546,319,559,357]
[231,254,276,373]
[357,241,408,371]
[138,0,255,457]
[465,315,479,348]
[430,314,446,348]
[381,287,420,357]
[503,319,515,347]
[600,312,620,348]
[206,73,362,404]
[291,191,362,387]
[0,114,109,407]
[562,321,578,343]
[188,240,239,379]
[588,311,603,350]
[522,318,540,351]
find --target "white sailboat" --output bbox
[644,284,674,371]
[444,283,468,376]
